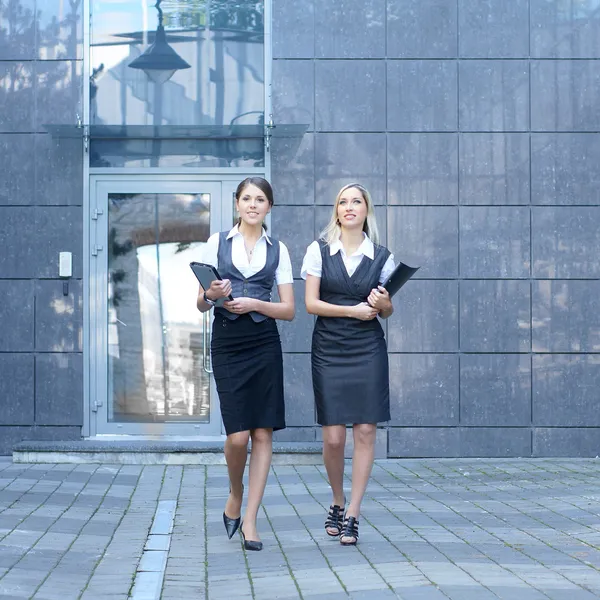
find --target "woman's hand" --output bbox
[367,286,392,311]
[223,297,257,315]
[351,302,379,321]
[206,278,232,301]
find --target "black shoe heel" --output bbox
[340,515,359,546]
[223,484,244,539]
[240,525,263,551]
[223,512,241,539]
[324,496,346,537]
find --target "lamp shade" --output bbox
[129,25,190,83]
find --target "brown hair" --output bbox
[235,177,274,231]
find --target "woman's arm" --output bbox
[223,283,295,321]
[255,283,295,320]
[305,275,378,320]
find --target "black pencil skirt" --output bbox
[211,313,286,436]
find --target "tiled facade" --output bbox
[1,0,599,456]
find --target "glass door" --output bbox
[89,177,230,436]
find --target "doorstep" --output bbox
[12,440,322,465]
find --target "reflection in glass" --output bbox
[108,192,211,422]
[90,0,265,166]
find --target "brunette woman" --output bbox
[301,183,395,546]
[197,177,295,551]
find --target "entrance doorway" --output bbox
[88,175,240,437]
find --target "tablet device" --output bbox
[189,261,234,306]
[383,262,419,298]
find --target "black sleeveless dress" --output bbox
[210,235,286,436]
[311,240,391,426]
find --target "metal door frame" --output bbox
[86,174,251,438]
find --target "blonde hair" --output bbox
[320,183,380,246]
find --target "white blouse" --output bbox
[202,225,294,286]
[301,235,395,284]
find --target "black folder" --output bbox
[189,261,234,306]
[382,262,419,297]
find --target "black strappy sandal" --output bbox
[324,502,345,537]
[339,515,359,546]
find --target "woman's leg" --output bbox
[241,427,273,541]
[224,430,250,519]
[322,425,347,507]
[343,423,377,535]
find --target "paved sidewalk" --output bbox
[1,458,600,599]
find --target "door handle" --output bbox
[202,311,213,374]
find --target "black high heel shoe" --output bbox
[223,484,244,540]
[339,515,359,546]
[240,523,263,551]
[324,496,346,537]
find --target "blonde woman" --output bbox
[301,183,395,546]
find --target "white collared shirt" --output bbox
[301,234,395,284]
[202,225,294,285]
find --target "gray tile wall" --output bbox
[0,0,83,453]
[271,0,600,457]
[1,0,598,458]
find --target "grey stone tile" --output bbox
[315,0,385,58]
[276,280,314,353]
[459,206,530,278]
[460,133,530,205]
[35,206,83,278]
[272,0,314,59]
[0,0,36,60]
[388,427,460,458]
[388,206,459,278]
[0,354,34,425]
[460,280,531,352]
[35,134,83,206]
[271,133,315,206]
[532,280,600,353]
[270,205,315,276]
[315,133,386,205]
[533,427,600,457]
[387,0,457,58]
[459,0,529,58]
[35,279,83,352]
[272,60,314,131]
[533,354,600,427]
[35,354,83,426]
[387,281,459,352]
[35,60,82,130]
[460,354,531,426]
[283,354,315,427]
[531,60,600,131]
[389,354,459,426]
[531,0,600,58]
[0,134,35,205]
[0,280,34,351]
[388,60,458,131]
[531,133,600,205]
[459,61,529,131]
[388,133,458,205]
[0,426,81,455]
[0,62,34,132]
[315,61,386,131]
[532,207,600,278]
[0,207,35,277]
[37,0,83,60]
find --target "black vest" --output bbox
[314,239,391,339]
[214,231,280,323]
